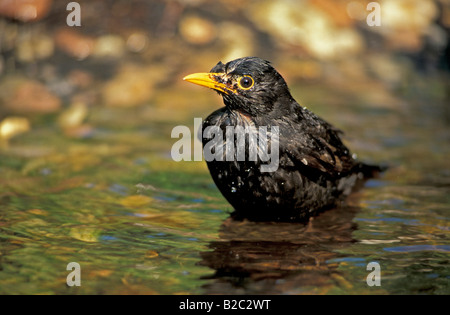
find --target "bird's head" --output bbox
[183,57,293,117]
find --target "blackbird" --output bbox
[184,57,382,221]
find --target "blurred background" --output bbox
[0,0,449,295]
[1,0,448,124]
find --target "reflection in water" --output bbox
[200,206,360,294]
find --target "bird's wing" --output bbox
[279,110,359,179]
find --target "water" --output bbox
[1,72,448,295]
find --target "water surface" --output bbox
[1,75,448,294]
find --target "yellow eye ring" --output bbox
[237,75,254,90]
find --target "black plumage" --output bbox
[184,57,381,221]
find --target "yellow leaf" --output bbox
[119,195,153,208]
[145,250,159,259]
[89,269,113,278]
[27,209,48,216]
[70,227,99,243]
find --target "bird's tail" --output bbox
[358,162,388,179]
[345,162,388,195]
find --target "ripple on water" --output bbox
[383,245,450,253]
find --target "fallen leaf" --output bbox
[119,195,153,208]
[69,227,100,243]
[145,250,159,259]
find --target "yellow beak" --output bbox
[183,72,231,94]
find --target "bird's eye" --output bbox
[238,76,254,90]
